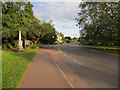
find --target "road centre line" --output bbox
[59,47,83,66]
[74,60,77,62]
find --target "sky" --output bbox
[30,2,81,38]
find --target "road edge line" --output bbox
[54,61,75,88]
[55,46,75,88]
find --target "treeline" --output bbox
[76,2,119,46]
[2,2,56,48]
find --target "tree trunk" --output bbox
[34,37,40,45]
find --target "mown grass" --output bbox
[2,49,37,88]
[82,45,120,54]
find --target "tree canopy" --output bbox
[2,1,57,48]
[76,2,119,46]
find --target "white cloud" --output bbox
[33,2,80,22]
[29,0,83,2]
[55,22,76,29]
[32,2,80,37]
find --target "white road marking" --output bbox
[64,54,70,57]
[59,47,83,66]
[54,62,75,88]
[74,60,77,62]
[74,60,83,65]
[78,62,82,65]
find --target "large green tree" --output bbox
[21,2,42,45]
[2,1,57,48]
[2,2,25,47]
[40,21,56,44]
[76,2,119,46]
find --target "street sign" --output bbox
[25,40,30,45]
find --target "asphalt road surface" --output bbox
[56,42,118,88]
[20,42,118,88]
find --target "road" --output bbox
[56,42,118,88]
[20,42,118,88]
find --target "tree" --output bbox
[73,37,78,42]
[2,1,57,48]
[2,2,25,47]
[76,2,119,46]
[40,21,56,44]
[21,2,42,45]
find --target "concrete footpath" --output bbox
[19,49,72,88]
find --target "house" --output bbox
[57,32,63,43]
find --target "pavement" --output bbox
[19,43,118,88]
[20,49,72,88]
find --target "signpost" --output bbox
[25,40,30,48]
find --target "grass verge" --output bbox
[2,49,37,88]
[82,45,120,54]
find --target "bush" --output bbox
[65,39,70,43]
[13,40,17,48]
[62,39,66,44]
[2,44,7,49]
[36,44,41,48]
[7,43,13,48]
[29,45,39,49]
[70,40,74,43]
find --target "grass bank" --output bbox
[82,45,120,54]
[2,49,37,88]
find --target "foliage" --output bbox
[61,39,66,44]
[78,37,81,42]
[60,32,65,40]
[2,1,57,48]
[40,21,56,44]
[82,45,120,54]
[7,43,13,48]
[2,43,7,49]
[2,50,37,88]
[28,45,39,49]
[65,39,70,43]
[70,40,74,43]
[76,2,119,46]
[73,37,78,42]
[2,2,25,45]
[13,40,17,48]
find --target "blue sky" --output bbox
[30,2,80,38]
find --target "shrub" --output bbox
[2,44,7,49]
[65,39,70,43]
[62,39,66,43]
[29,45,39,49]
[70,40,74,43]
[36,44,41,48]
[13,40,17,48]
[7,43,13,48]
